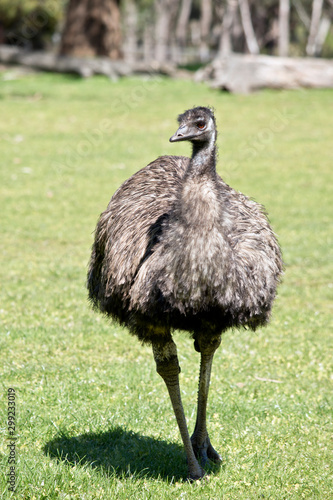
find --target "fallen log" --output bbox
[195,53,333,93]
[0,45,177,79]
[2,46,333,93]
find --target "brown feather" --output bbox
[88,108,283,343]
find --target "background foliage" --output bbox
[0,0,332,57]
[0,0,65,48]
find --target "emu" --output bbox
[87,107,283,480]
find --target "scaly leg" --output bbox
[191,334,222,465]
[152,338,204,480]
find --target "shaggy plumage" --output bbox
[88,110,282,342]
[87,107,283,479]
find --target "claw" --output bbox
[206,442,222,463]
[191,435,222,465]
[188,468,206,482]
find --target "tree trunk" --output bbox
[293,0,310,29]
[314,17,331,55]
[238,0,259,54]
[59,0,122,59]
[154,0,179,62]
[278,0,290,57]
[218,0,238,57]
[176,0,192,48]
[143,24,154,62]
[200,0,213,62]
[123,0,138,63]
[306,0,324,56]
[154,0,170,62]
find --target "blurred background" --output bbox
[0,0,332,65]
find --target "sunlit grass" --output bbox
[0,72,332,499]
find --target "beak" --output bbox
[169,124,192,142]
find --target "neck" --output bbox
[186,134,217,179]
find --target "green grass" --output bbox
[0,71,332,499]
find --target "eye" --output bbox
[197,121,206,130]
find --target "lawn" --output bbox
[0,70,332,499]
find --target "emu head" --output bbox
[169,107,216,145]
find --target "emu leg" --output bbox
[152,338,204,480]
[191,335,222,465]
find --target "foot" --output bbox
[188,467,206,482]
[186,453,207,481]
[191,435,222,466]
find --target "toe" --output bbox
[207,443,222,463]
[188,467,206,481]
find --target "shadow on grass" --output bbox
[44,426,193,482]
